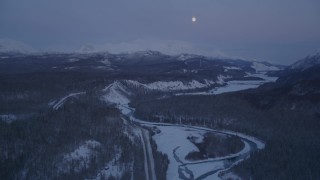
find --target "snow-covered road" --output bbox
[138,127,157,180]
[50,92,86,110]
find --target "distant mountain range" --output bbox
[0,50,285,94]
[2,40,319,98]
[1,42,320,179]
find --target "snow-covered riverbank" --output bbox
[102,77,269,179]
[118,103,265,180]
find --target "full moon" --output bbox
[192,16,197,22]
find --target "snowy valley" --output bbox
[1,51,320,180]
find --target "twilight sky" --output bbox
[1,0,320,64]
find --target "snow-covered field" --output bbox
[141,123,258,180]
[209,72,277,95]
[129,112,264,180]
[177,73,277,96]
[116,101,266,180]
[210,80,266,94]
[151,126,204,179]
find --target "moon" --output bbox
[192,16,197,22]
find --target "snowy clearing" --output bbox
[177,73,277,96]
[62,140,101,173]
[101,81,131,105]
[151,126,203,179]
[0,114,17,123]
[210,80,265,94]
[91,148,127,180]
[210,73,277,95]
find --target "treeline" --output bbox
[150,136,169,180]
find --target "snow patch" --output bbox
[210,80,264,94]
[144,80,215,91]
[224,66,241,72]
[176,73,277,96]
[220,172,242,180]
[224,66,241,70]
[216,75,231,85]
[101,81,131,105]
[101,59,111,65]
[68,58,79,62]
[124,79,215,92]
[208,73,276,95]
[64,67,76,70]
[62,140,101,173]
[64,140,101,161]
[251,62,279,72]
[92,148,126,180]
[187,161,225,179]
[0,114,17,123]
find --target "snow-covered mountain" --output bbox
[290,53,320,70]
[0,50,283,83]
[0,39,37,54]
[76,44,96,54]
